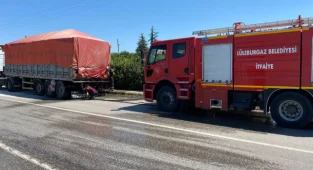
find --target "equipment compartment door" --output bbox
[168,39,190,79]
[202,43,233,84]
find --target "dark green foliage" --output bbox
[136,33,148,55]
[111,29,160,91]
[111,51,144,90]
[148,26,158,45]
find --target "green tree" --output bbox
[136,33,148,54]
[148,26,158,45]
[111,51,144,90]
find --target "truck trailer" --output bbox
[143,15,313,129]
[0,29,113,98]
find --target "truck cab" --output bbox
[143,37,196,111]
[0,45,6,88]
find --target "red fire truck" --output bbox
[143,15,313,128]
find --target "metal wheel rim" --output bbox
[161,91,175,107]
[278,100,303,122]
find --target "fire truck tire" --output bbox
[270,92,313,129]
[35,80,45,96]
[156,86,179,112]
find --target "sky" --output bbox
[0,0,312,53]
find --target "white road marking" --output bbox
[1,97,313,155]
[0,141,58,170]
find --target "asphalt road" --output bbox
[1,89,313,170]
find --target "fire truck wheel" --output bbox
[156,86,179,112]
[270,92,313,129]
[35,80,45,96]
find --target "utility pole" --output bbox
[117,39,120,56]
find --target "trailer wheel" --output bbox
[35,80,45,96]
[44,80,56,97]
[6,78,15,92]
[156,86,179,112]
[270,92,313,128]
[56,81,69,99]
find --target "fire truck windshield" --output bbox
[147,45,167,65]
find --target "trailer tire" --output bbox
[0,80,4,89]
[44,80,56,97]
[56,81,70,99]
[6,78,15,92]
[270,92,313,129]
[156,86,179,112]
[35,80,45,96]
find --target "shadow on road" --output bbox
[94,97,146,104]
[0,88,71,109]
[0,88,147,107]
[1,88,312,137]
[116,104,313,138]
[0,88,56,100]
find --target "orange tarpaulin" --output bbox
[3,29,111,79]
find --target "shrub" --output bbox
[111,51,144,91]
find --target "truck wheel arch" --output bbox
[153,79,176,100]
[265,89,313,114]
[268,91,313,128]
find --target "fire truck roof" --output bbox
[151,36,196,45]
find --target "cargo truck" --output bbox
[0,51,5,88]
[0,29,113,98]
[143,15,313,128]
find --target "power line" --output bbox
[0,0,114,31]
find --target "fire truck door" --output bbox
[168,39,190,79]
[145,44,168,84]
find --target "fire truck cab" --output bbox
[143,37,196,108]
[143,15,313,129]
